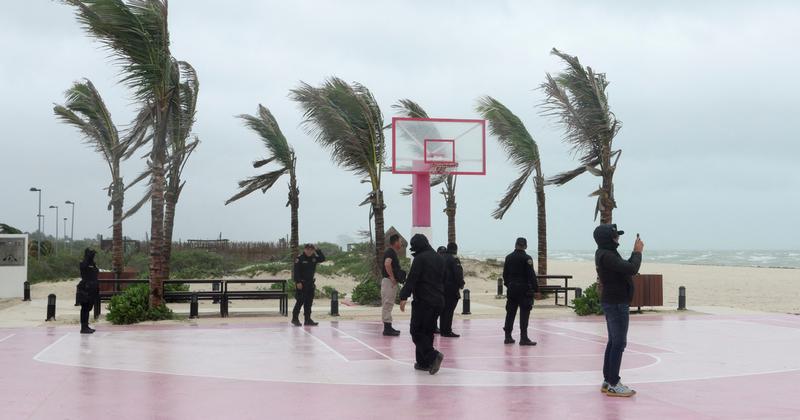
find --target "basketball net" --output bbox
[429,162,459,175]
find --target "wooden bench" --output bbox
[222,279,288,317]
[536,275,582,308]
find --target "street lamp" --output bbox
[65,200,75,252]
[49,205,59,254]
[29,187,42,260]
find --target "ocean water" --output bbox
[461,250,800,269]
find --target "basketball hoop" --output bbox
[429,162,459,175]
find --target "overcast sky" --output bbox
[1,0,798,253]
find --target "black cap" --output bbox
[446,242,458,253]
[437,246,447,254]
[611,224,625,236]
[515,237,527,248]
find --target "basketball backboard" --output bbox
[391,117,486,175]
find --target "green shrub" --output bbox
[106,284,174,325]
[572,282,604,316]
[351,277,381,305]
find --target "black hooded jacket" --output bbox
[442,252,465,299]
[594,224,642,304]
[77,249,99,304]
[399,234,445,309]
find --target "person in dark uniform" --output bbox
[502,237,538,346]
[291,243,326,326]
[399,234,445,375]
[439,242,465,338]
[76,248,99,334]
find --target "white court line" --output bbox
[329,326,409,366]
[32,333,71,361]
[0,333,16,344]
[538,323,681,354]
[301,329,350,363]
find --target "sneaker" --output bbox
[413,363,429,371]
[429,352,445,375]
[304,319,319,326]
[606,382,636,397]
[291,318,302,327]
[601,381,610,393]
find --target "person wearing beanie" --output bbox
[502,237,538,346]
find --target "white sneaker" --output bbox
[606,382,636,397]
[601,381,610,393]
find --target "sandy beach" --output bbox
[3,258,798,328]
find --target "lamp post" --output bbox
[63,217,68,241]
[49,205,59,254]
[65,200,75,252]
[29,187,42,260]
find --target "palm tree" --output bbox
[53,79,137,275]
[393,99,459,244]
[476,96,548,277]
[540,48,622,224]
[64,0,179,306]
[225,104,299,259]
[290,77,387,274]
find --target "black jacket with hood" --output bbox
[399,234,445,309]
[594,224,642,304]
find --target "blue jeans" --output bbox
[602,303,630,385]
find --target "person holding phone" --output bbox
[594,224,644,397]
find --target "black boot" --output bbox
[383,322,400,336]
[80,325,94,334]
[504,331,515,344]
[519,332,537,346]
[291,317,302,327]
[304,317,319,326]
[441,331,460,338]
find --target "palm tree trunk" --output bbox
[149,114,168,308]
[534,163,547,280]
[600,174,614,224]
[289,171,299,260]
[372,190,385,277]
[111,178,124,276]
[445,201,456,245]
[163,188,176,280]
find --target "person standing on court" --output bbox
[76,248,99,334]
[399,234,445,375]
[439,242,465,338]
[594,224,643,397]
[502,237,538,346]
[381,234,405,336]
[291,243,326,327]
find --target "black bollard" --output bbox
[461,289,472,315]
[93,295,101,320]
[678,286,686,311]
[23,281,31,301]
[220,295,229,317]
[330,290,339,316]
[496,277,504,297]
[189,293,199,319]
[575,288,583,299]
[212,281,220,304]
[46,294,56,321]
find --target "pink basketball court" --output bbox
[1,314,799,419]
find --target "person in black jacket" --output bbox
[439,242,465,338]
[399,234,445,375]
[76,248,99,334]
[502,237,538,346]
[594,224,643,398]
[291,243,326,326]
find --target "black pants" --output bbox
[80,302,93,327]
[504,288,533,336]
[410,300,441,367]
[439,296,460,334]
[292,284,315,320]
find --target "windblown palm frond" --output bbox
[225,169,288,205]
[475,96,541,219]
[290,77,385,183]
[392,99,429,119]
[53,79,121,165]
[62,0,175,103]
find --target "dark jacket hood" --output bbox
[410,234,433,257]
[593,224,620,251]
